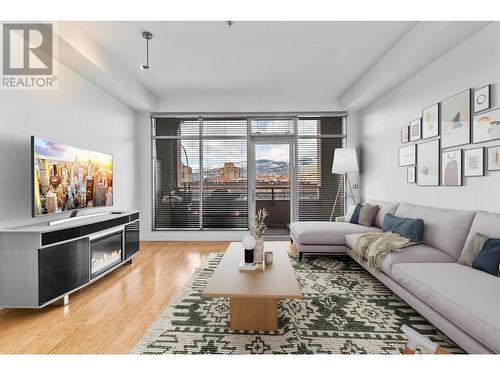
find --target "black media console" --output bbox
[0,211,140,308]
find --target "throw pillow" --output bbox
[350,203,379,227]
[349,203,363,224]
[345,205,357,222]
[357,205,379,227]
[472,238,500,276]
[382,213,424,243]
[458,232,490,267]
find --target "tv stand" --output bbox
[47,211,109,226]
[0,210,140,308]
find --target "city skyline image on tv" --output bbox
[32,137,113,217]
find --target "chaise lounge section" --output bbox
[290,200,500,354]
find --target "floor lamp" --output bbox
[330,148,359,221]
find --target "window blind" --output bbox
[251,119,294,135]
[202,138,248,229]
[153,138,200,229]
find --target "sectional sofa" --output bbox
[290,200,500,354]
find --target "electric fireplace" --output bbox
[90,232,123,278]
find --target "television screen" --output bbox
[32,136,113,217]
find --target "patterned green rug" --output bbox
[132,253,463,354]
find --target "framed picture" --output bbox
[399,144,416,166]
[473,84,491,113]
[473,107,500,144]
[422,103,439,139]
[487,146,500,171]
[417,140,439,186]
[441,89,471,149]
[407,166,416,183]
[464,148,484,177]
[442,150,462,186]
[409,118,422,141]
[401,126,409,144]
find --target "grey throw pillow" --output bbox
[459,232,490,267]
[357,205,379,227]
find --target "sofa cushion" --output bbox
[459,232,490,267]
[463,211,500,252]
[472,239,500,276]
[383,213,424,242]
[345,233,455,275]
[290,222,381,246]
[394,203,475,259]
[366,199,400,229]
[391,263,500,353]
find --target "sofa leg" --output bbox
[299,252,303,261]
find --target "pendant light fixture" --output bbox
[140,31,153,70]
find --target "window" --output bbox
[152,114,347,230]
[297,117,346,221]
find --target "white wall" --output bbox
[360,22,500,212]
[0,63,138,229]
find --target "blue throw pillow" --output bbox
[349,203,363,224]
[382,213,424,243]
[472,238,500,276]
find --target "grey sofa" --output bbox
[289,200,500,354]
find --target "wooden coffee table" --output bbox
[202,242,302,331]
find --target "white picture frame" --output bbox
[473,85,491,113]
[399,144,416,166]
[464,148,484,177]
[442,150,463,186]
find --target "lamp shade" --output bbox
[332,148,359,173]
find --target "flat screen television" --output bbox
[32,136,113,217]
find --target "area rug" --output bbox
[132,253,463,354]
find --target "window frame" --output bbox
[151,112,348,231]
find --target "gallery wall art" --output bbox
[407,166,416,183]
[417,140,439,186]
[473,85,491,113]
[409,118,422,141]
[401,126,409,143]
[473,107,500,143]
[442,150,462,186]
[422,103,439,139]
[464,148,484,177]
[399,144,416,166]
[441,89,471,149]
[488,146,500,171]
[398,83,496,187]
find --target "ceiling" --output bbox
[78,21,415,105]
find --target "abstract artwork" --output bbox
[473,108,500,143]
[442,150,462,186]
[401,126,409,144]
[422,104,439,139]
[487,146,500,171]
[407,166,416,183]
[409,118,421,142]
[399,144,416,166]
[441,90,471,148]
[473,85,491,113]
[464,148,484,177]
[417,140,439,186]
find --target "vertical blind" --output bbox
[152,115,346,230]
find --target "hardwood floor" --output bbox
[0,241,233,354]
